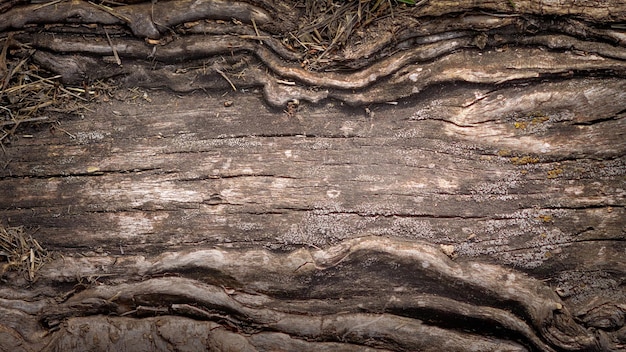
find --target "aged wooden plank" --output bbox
[2,86,623,272]
[1,0,625,350]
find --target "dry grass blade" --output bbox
[0,39,98,143]
[0,115,49,127]
[216,68,237,91]
[291,0,414,69]
[104,27,122,66]
[0,225,51,282]
[87,1,132,23]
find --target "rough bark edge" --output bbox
[1,0,625,35]
[418,0,626,22]
[0,0,277,38]
[35,315,529,352]
[2,237,611,350]
[23,32,626,107]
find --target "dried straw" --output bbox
[291,0,416,68]
[0,225,50,282]
[0,37,92,144]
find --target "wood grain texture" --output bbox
[0,0,625,350]
[2,84,624,350]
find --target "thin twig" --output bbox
[104,27,122,66]
[32,0,64,10]
[0,35,10,78]
[215,68,237,91]
[289,32,308,51]
[238,35,270,41]
[26,73,89,101]
[251,19,263,45]
[1,75,57,95]
[55,126,76,139]
[87,1,132,23]
[0,116,49,127]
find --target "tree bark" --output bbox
[1,0,625,351]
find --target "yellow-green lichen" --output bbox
[531,115,550,125]
[511,156,539,165]
[497,149,511,157]
[537,215,553,223]
[547,168,563,179]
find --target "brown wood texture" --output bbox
[1,0,625,351]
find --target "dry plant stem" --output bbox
[0,225,49,282]
[0,116,48,127]
[103,27,121,66]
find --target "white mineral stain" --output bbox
[76,131,106,144]
[564,185,584,195]
[405,182,427,189]
[271,178,288,189]
[115,212,168,237]
[340,121,357,136]
[220,188,241,199]
[437,178,457,189]
[109,183,202,207]
[221,157,232,169]
[440,244,455,257]
[45,180,59,192]
[327,189,341,198]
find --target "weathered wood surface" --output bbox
[1,0,625,351]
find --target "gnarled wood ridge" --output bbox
[0,0,625,351]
